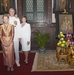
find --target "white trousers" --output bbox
[14,38,20,63]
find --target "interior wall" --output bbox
[17,0,74,50]
[0,15,3,24]
[17,0,57,50]
[0,0,74,50]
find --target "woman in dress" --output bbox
[20,16,31,64]
[0,14,14,71]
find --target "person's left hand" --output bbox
[27,41,30,45]
[18,38,21,41]
[14,21,17,26]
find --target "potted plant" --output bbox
[33,30,49,53]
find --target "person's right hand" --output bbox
[2,40,11,47]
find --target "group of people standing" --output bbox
[0,8,31,71]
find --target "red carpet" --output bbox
[0,52,74,75]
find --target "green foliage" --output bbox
[33,30,50,49]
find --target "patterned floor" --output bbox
[32,51,74,71]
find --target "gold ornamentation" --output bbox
[63,9,68,13]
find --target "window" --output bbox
[23,0,46,22]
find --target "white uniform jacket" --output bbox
[9,16,21,38]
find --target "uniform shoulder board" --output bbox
[15,16,19,19]
[15,15,19,18]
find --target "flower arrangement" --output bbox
[66,32,72,40]
[69,40,74,58]
[70,44,74,58]
[57,32,66,48]
[66,32,72,47]
[66,32,74,58]
[58,32,65,39]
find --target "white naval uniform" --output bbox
[20,23,31,51]
[9,16,21,63]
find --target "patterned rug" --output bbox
[31,51,74,71]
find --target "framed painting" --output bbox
[56,13,74,37]
[0,0,16,14]
[53,0,70,13]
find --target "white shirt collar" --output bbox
[9,16,15,18]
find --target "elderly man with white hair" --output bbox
[9,8,21,67]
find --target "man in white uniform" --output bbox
[9,8,21,67]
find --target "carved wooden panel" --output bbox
[70,0,74,13]
[46,0,52,25]
[17,0,23,20]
